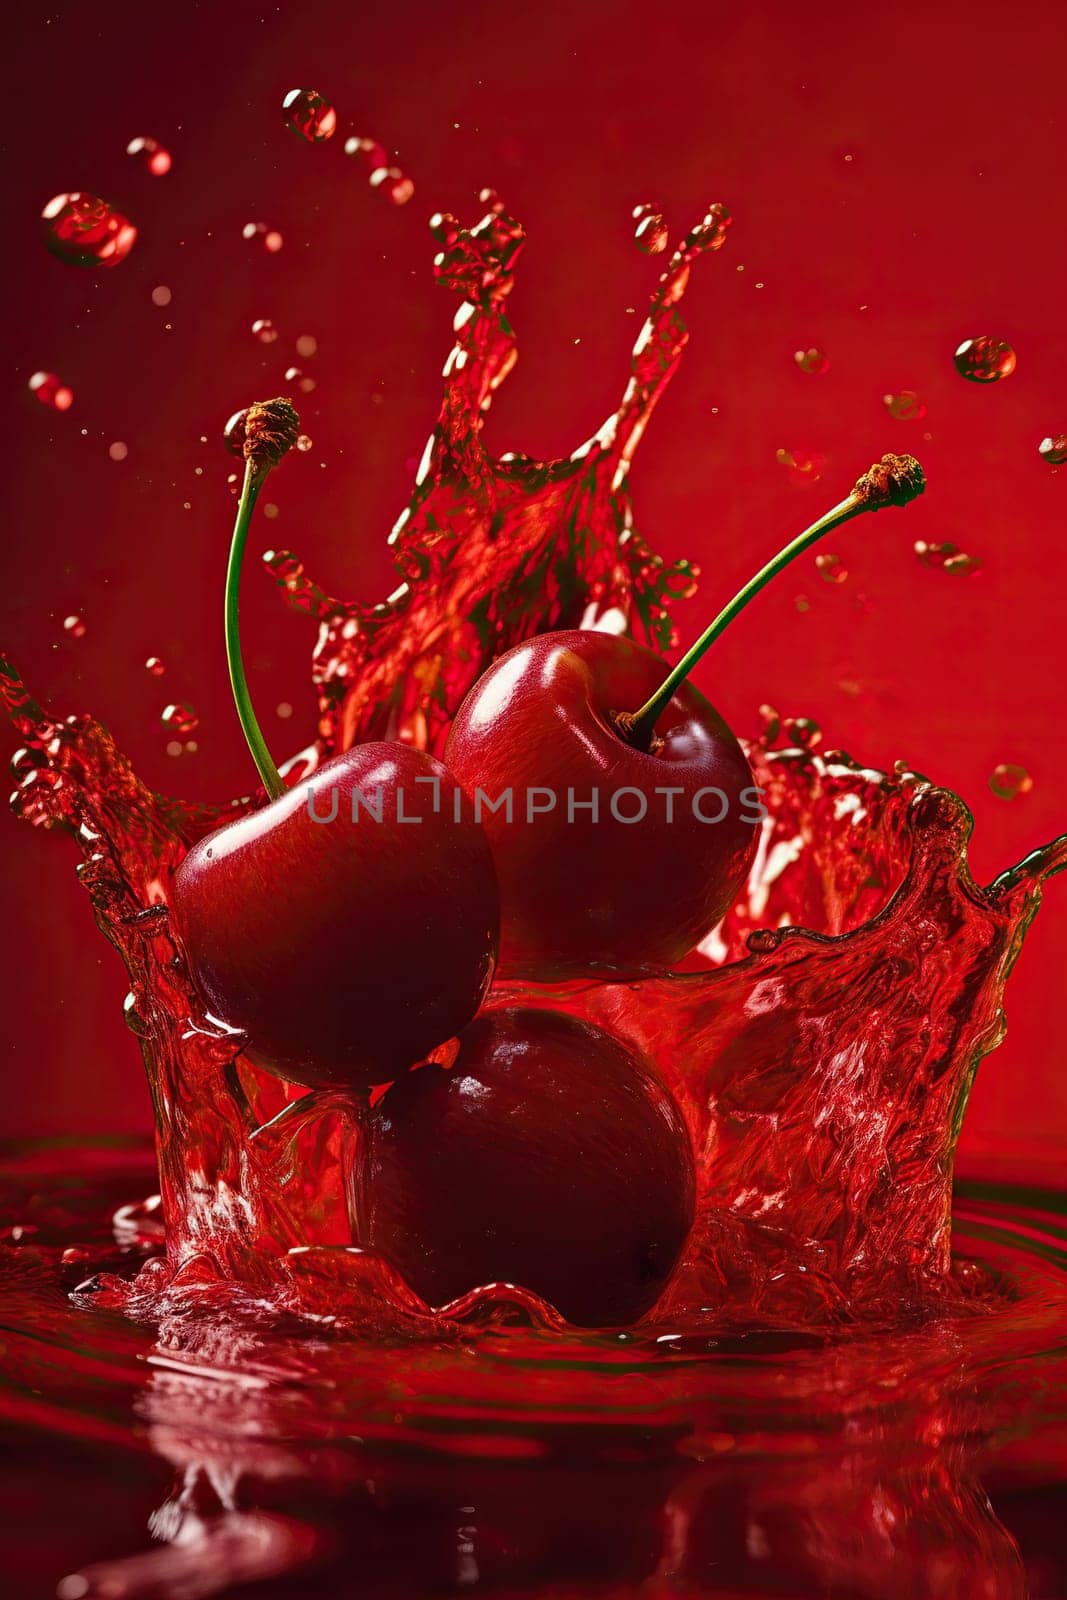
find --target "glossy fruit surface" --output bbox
[444,629,760,977]
[172,743,498,1088]
[356,1006,696,1326]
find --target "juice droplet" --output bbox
[276,702,293,719]
[161,701,198,735]
[883,389,926,420]
[369,167,415,205]
[285,365,316,394]
[150,285,172,306]
[42,192,137,268]
[63,614,86,639]
[989,762,1033,801]
[252,318,279,344]
[632,204,669,254]
[953,336,1016,383]
[126,136,171,176]
[1038,434,1066,466]
[296,434,313,453]
[295,334,317,359]
[28,371,74,411]
[776,447,825,486]
[794,347,829,375]
[784,715,821,749]
[9,745,45,778]
[344,137,415,205]
[144,656,165,677]
[108,441,128,462]
[758,704,781,742]
[243,222,284,253]
[914,540,981,576]
[815,552,847,584]
[282,89,337,143]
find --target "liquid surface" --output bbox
[3,1145,1067,1598]
[3,198,1067,1597]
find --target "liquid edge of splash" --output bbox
[2,193,1066,1338]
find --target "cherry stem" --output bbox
[226,458,284,799]
[620,454,925,749]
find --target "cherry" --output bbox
[355,1006,696,1326]
[172,400,498,1088]
[445,455,925,978]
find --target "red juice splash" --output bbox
[1,194,1065,1335]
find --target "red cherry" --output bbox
[355,1007,696,1326]
[446,455,927,978]
[173,743,498,1088]
[445,629,758,977]
[171,399,497,1088]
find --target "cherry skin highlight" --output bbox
[172,744,498,1088]
[444,629,760,977]
[355,1006,696,1327]
[445,457,926,979]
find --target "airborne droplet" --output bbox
[42,193,137,268]
[1037,434,1066,466]
[282,89,337,143]
[883,390,926,420]
[784,716,822,749]
[285,365,316,394]
[369,167,415,206]
[776,447,825,487]
[344,136,415,205]
[28,371,74,411]
[914,540,981,576]
[794,348,829,375]
[632,204,669,255]
[815,552,848,584]
[63,614,87,639]
[145,656,166,677]
[243,222,284,253]
[989,763,1033,801]
[161,702,199,735]
[953,337,1016,384]
[126,136,172,176]
[252,318,279,344]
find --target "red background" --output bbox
[2,0,1064,1170]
